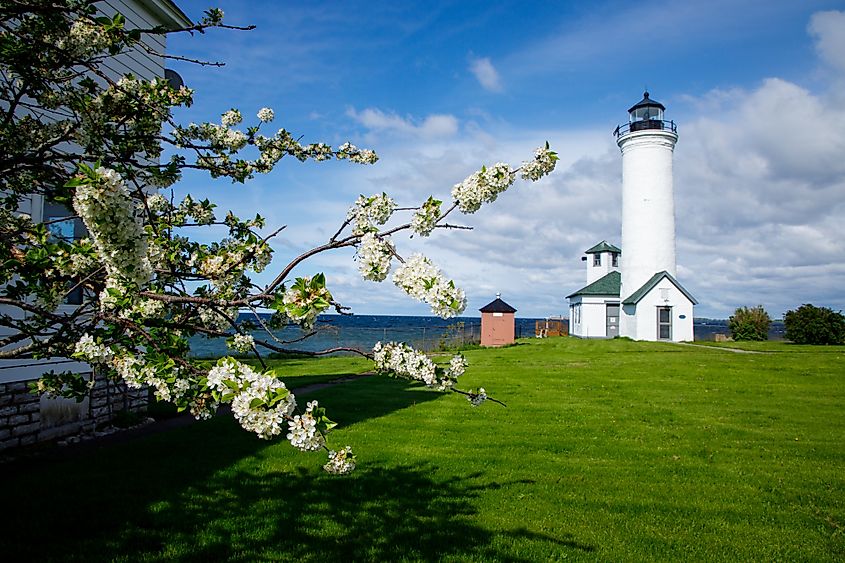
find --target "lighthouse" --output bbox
[616,92,695,341]
[617,92,677,301]
[568,92,696,341]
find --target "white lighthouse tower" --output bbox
[615,92,696,341]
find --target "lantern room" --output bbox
[615,91,676,136]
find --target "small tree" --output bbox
[728,305,771,341]
[783,304,845,345]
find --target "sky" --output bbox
[166,0,845,319]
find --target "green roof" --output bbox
[622,271,698,305]
[566,271,621,299]
[585,240,621,254]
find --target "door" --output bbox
[657,307,672,340]
[606,304,619,338]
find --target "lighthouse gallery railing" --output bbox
[614,119,677,137]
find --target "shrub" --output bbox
[783,304,845,345]
[728,305,771,341]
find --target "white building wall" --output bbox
[628,281,695,342]
[617,130,678,302]
[586,251,620,284]
[620,305,638,340]
[570,297,617,338]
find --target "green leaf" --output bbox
[249,398,265,409]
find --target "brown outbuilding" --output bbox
[479,294,516,347]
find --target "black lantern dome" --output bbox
[628,91,664,122]
[614,91,677,137]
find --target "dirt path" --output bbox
[673,342,766,354]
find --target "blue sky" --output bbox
[167,0,845,319]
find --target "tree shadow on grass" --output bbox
[2,377,595,560]
[4,447,595,561]
[309,376,446,428]
[109,464,594,561]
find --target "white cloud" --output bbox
[671,21,845,317]
[808,10,845,74]
[468,56,502,92]
[346,107,459,139]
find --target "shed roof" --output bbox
[479,297,516,313]
[622,271,698,305]
[566,271,621,299]
[585,240,621,254]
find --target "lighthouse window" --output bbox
[612,253,619,267]
[593,254,601,267]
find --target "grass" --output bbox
[1,338,843,561]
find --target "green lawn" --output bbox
[2,338,843,561]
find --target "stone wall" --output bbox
[0,373,148,451]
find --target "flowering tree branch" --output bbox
[0,2,557,473]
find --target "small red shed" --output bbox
[480,294,517,347]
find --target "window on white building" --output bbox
[593,254,601,267]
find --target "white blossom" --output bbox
[356,233,394,282]
[451,162,515,214]
[58,19,110,57]
[323,446,356,475]
[207,358,297,439]
[257,107,275,123]
[228,333,254,353]
[392,254,466,319]
[411,197,441,237]
[337,142,378,165]
[221,109,242,127]
[282,278,332,329]
[520,144,558,181]
[373,341,438,386]
[73,333,112,365]
[146,192,169,213]
[113,354,151,389]
[448,354,468,379]
[347,193,395,235]
[133,298,165,319]
[72,166,152,292]
[286,400,325,451]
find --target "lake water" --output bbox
[188,314,777,357]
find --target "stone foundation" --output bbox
[0,373,148,451]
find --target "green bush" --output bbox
[783,304,845,345]
[728,305,771,341]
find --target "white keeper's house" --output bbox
[567,92,697,342]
